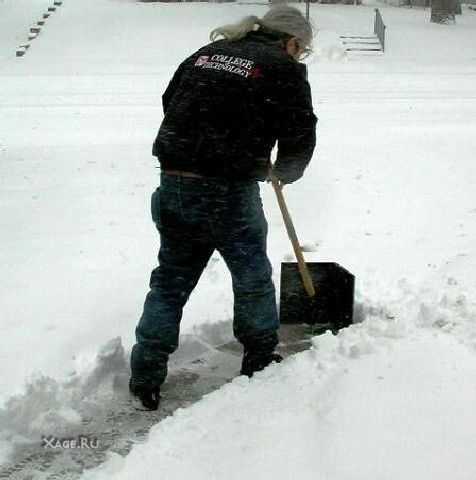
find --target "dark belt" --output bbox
[162,169,205,179]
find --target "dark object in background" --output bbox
[279,262,355,333]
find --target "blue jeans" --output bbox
[130,173,279,386]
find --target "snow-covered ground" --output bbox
[0,0,52,59]
[0,0,475,477]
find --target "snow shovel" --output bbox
[272,180,354,333]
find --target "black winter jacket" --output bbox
[152,29,317,183]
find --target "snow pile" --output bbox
[395,278,476,349]
[81,280,476,480]
[356,276,476,351]
[0,338,128,457]
[0,322,236,466]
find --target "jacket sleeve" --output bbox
[271,62,317,184]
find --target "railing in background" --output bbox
[374,8,386,52]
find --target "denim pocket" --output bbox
[151,187,161,229]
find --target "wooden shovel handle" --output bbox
[272,180,316,298]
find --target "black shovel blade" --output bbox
[279,262,355,332]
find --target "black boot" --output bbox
[240,351,283,377]
[129,378,161,411]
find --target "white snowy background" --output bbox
[0,0,476,478]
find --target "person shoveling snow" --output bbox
[129,6,317,410]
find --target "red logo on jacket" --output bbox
[195,56,210,66]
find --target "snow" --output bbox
[0,0,52,58]
[81,327,476,480]
[1,0,476,478]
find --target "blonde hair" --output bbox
[209,6,314,59]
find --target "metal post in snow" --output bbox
[306,0,310,21]
[374,8,386,52]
